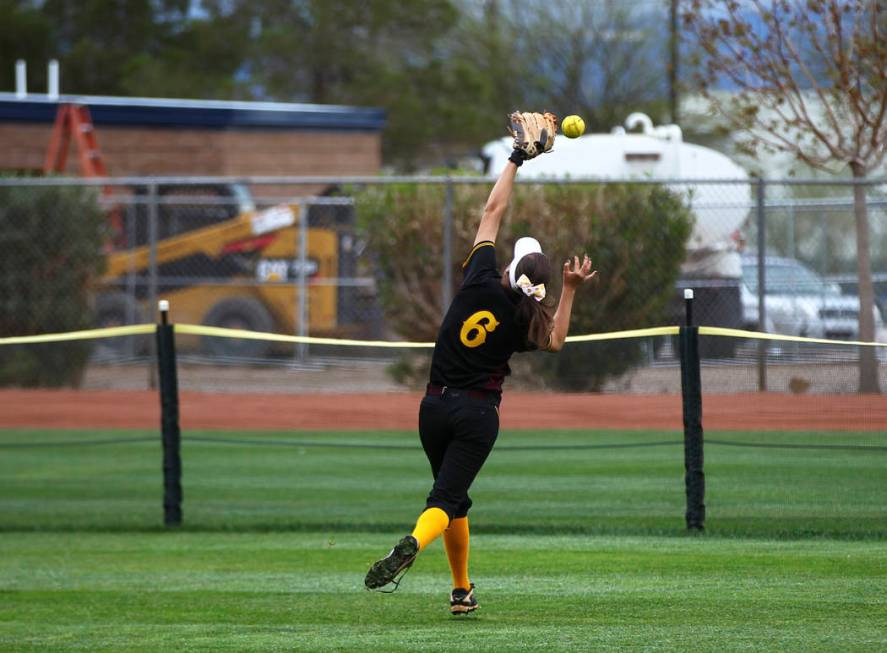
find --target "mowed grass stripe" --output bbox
[1,533,885,652]
[0,428,885,538]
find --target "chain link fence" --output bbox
[1,175,885,393]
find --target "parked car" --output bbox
[828,274,887,321]
[740,254,885,340]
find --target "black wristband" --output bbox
[508,149,525,167]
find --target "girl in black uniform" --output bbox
[365,119,596,614]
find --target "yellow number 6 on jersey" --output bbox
[460,310,500,348]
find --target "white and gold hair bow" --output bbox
[515,274,546,302]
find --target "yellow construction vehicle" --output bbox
[95,185,359,358]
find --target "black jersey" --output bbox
[428,241,534,392]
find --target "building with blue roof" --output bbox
[0,92,386,177]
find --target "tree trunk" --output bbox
[669,0,679,123]
[850,163,880,393]
[312,68,326,104]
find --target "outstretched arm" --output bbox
[474,110,558,245]
[546,254,597,352]
[474,160,519,245]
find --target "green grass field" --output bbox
[2,428,886,651]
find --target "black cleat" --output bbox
[365,535,419,591]
[450,583,478,615]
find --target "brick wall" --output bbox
[0,123,382,177]
[0,124,49,172]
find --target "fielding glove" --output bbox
[507,111,558,165]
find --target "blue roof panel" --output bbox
[0,93,386,131]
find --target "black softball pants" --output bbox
[418,390,500,520]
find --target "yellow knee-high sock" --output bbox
[443,517,471,590]
[410,507,450,551]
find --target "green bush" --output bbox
[355,179,692,391]
[0,183,107,387]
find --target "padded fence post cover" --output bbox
[156,324,182,526]
[679,326,705,530]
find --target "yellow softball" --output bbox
[562,115,585,139]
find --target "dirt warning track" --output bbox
[1,390,885,432]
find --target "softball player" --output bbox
[365,112,596,614]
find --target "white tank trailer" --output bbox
[482,113,750,356]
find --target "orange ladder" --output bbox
[43,103,109,177]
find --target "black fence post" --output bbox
[679,289,705,531]
[155,300,182,527]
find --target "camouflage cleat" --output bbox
[364,535,419,591]
[450,583,478,615]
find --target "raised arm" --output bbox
[474,160,519,245]
[474,110,558,245]
[546,255,597,352]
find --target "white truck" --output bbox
[482,112,750,355]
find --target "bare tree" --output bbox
[684,0,887,393]
[504,0,671,131]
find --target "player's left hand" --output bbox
[563,254,597,290]
[508,111,558,161]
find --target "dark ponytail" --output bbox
[512,252,555,350]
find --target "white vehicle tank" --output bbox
[481,112,750,279]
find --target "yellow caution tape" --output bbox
[0,324,155,346]
[699,326,887,347]
[2,323,884,349]
[178,324,680,347]
[174,324,435,348]
[565,326,679,342]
